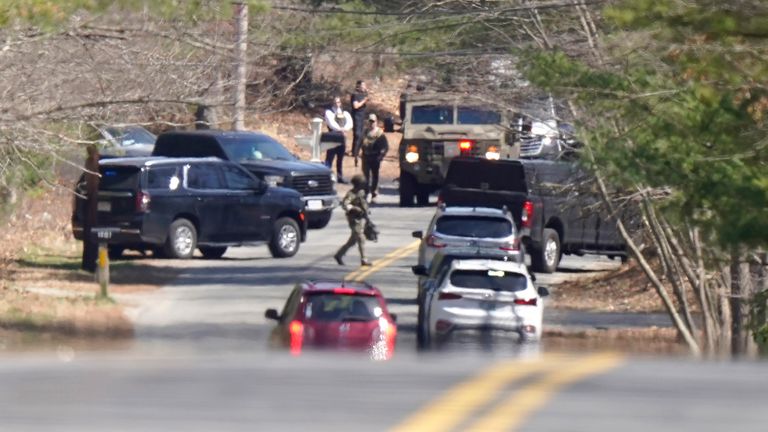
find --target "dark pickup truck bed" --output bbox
[439,157,626,273]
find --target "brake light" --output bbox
[289,320,304,356]
[375,317,397,360]
[499,238,520,251]
[426,235,447,248]
[521,200,534,228]
[136,191,151,213]
[459,140,474,152]
[514,298,537,306]
[438,292,462,300]
[332,288,357,295]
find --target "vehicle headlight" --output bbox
[330,172,337,183]
[405,144,419,163]
[264,175,285,187]
[541,136,553,146]
[485,145,500,160]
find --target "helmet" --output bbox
[351,174,366,188]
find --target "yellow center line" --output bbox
[345,240,420,282]
[464,352,624,432]
[390,355,570,432]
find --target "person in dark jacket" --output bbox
[361,113,389,203]
[334,174,371,266]
[350,80,370,167]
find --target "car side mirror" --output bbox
[412,230,423,239]
[264,308,280,321]
[411,265,428,276]
[537,286,550,297]
[389,313,397,323]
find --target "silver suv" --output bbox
[411,205,523,270]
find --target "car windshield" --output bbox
[412,105,453,124]
[304,293,382,322]
[435,216,512,238]
[449,269,528,291]
[457,107,501,125]
[104,126,157,147]
[221,135,296,162]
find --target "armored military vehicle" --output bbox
[396,92,519,207]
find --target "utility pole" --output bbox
[233,1,248,131]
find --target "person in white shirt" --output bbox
[323,96,353,183]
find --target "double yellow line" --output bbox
[392,352,623,432]
[345,240,420,282]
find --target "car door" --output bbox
[185,163,229,243]
[221,163,268,241]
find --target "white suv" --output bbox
[418,258,548,348]
[412,205,523,271]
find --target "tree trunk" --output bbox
[81,145,100,273]
[233,1,248,131]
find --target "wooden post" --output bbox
[97,242,110,298]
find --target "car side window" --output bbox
[147,166,180,191]
[187,164,225,190]
[280,287,302,322]
[222,164,257,190]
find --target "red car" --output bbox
[265,280,397,360]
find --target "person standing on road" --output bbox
[323,96,353,183]
[334,174,372,267]
[350,80,370,167]
[361,113,389,203]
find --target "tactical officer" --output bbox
[334,174,372,266]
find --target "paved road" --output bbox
[121,182,627,354]
[8,182,765,431]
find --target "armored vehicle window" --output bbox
[412,105,453,124]
[147,166,180,191]
[457,107,501,125]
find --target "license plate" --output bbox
[443,142,459,157]
[97,201,111,212]
[307,200,323,210]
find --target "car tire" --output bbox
[269,217,300,258]
[399,171,416,207]
[163,218,197,259]
[307,210,332,229]
[199,246,227,259]
[530,228,560,273]
[107,246,124,260]
[416,298,429,350]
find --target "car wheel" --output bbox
[199,246,227,259]
[530,228,560,273]
[399,171,416,207]
[269,217,300,258]
[163,218,197,259]
[107,246,124,260]
[307,210,332,229]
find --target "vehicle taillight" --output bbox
[289,320,304,356]
[375,317,397,360]
[438,292,462,301]
[458,140,474,153]
[426,235,447,248]
[136,191,151,213]
[332,288,358,295]
[514,298,537,306]
[521,200,534,228]
[499,237,520,251]
[485,145,500,160]
[405,145,419,163]
[299,211,305,222]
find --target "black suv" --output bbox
[152,130,337,229]
[72,157,307,259]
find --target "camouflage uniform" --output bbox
[334,180,370,265]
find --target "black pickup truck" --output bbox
[439,158,626,273]
[152,130,337,229]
